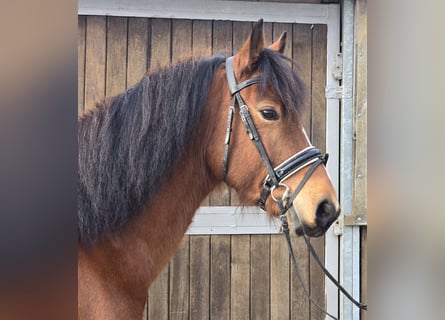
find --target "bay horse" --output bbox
[78,19,340,319]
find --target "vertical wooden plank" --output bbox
[106,17,127,97]
[293,23,313,134]
[169,237,190,320]
[270,234,290,320]
[78,16,86,114]
[230,235,250,319]
[210,235,231,320]
[172,19,192,64]
[192,20,212,58]
[311,24,327,152]
[148,266,169,320]
[289,23,312,320]
[310,23,328,320]
[212,20,232,56]
[250,235,270,319]
[290,236,310,320]
[209,20,233,206]
[263,21,273,45]
[127,18,150,88]
[232,21,252,53]
[84,16,106,111]
[169,21,193,320]
[190,236,210,320]
[150,18,171,69]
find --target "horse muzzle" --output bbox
[289,199,340,237]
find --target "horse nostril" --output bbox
[315,200,338,229]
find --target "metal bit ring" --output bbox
[270,182,290,203]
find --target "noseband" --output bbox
[222,56,367,318]
[223,56,328,213]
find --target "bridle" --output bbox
[222,56,367,319]
[223,56,328,209]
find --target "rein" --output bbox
[223,56,367,319]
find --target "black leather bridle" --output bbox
[222,56,367,319]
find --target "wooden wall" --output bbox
[78,16,329,319]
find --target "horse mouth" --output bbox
[295,225,325,238]
[289,200,340,238]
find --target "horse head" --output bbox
[206,20,340,237]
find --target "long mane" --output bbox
[78,49,306,244]
[78,55,225,243]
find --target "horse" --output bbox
[78,19,340,319]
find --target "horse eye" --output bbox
[260,109,279,121]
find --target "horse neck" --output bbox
[98,74,224,289]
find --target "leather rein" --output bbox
[222,56,367,319]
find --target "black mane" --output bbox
[78,56,225,243]
[78,50,305,244]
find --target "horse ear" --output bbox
[236,19,265,71]
[268,31,287,53]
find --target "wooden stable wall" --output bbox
[78,16,329,319]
